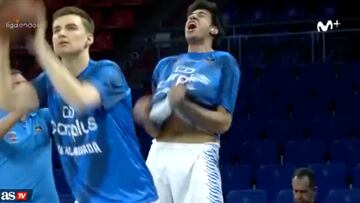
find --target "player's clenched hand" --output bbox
[168,84,186,109]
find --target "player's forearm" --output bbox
[134,95,160,138]
[0,36,15,111]
[35,42,91,109]
[175,99,231,134]
[0,112,22,138]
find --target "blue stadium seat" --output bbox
[286,79,313,100]
[229,119,263,142]
[238,140,280,170]
[292,99,332,121]
[297,63,333,82]
[342,117,360,139]
[242,52,266,68]
[221,164,252,196]
[220,119,265,165]
[321,5,336,19]
[256,65,293,100]
[309,117,348,142]
[266,100,292,120]
[284,139,326,166]
[274,189,293,203]
[324,189,360,203]
[236,97,256,120]
[53,169,71,195]
[265,119,304,143]
[219,146,238,166]
[331,139,360,170]
[352,164,360,189]
[250,99,274,121]
[237,72,255,101]
[242,39,266,67]
[226,189,267,203]
[256,164,296,202]
[276,4,306,21]
[219,136,239,166]
[309,163,347,202]
[336,98,360,119]
[338,63,360,84]
[244,6,272,23]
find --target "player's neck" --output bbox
[187,40,213,53]
[61,51,90,77]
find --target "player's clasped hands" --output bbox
[168,84,187,109]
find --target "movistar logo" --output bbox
[317,20,341,32]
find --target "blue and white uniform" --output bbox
[147,51,240,203]
[33,59,158,203]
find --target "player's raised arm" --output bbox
[0,35,39,112]
[0,34,13,110]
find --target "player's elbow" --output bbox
[71,91,101,111]
[148,131,160,139]
[70,83,101,111]
[217,115,232,134]
[71,98,99,112]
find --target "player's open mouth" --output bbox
[187,22,197,31]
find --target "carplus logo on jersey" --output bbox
[51,106,98,137]
[0,190,32,202]
[156,65,210,89]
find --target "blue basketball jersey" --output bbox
[0,109,59,203]
[33,59,157,203]
[152,51,240,114]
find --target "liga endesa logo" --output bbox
[5,19,38,30]
[1,14,38,31]
[0,190,32,202]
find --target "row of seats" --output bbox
[240,64,360,98]
[227,189,360,203]
[240,64,360,85]
[222,163,360,202]
[220,139,360,169]
[237,99,360,121]
[241,84,360,101]
[225,117,359,142]
[162,0,342,28]
[221,1,338,24]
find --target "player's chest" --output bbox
[158,60,222,91]
[0,120,48,151]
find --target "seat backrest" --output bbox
[227,189,267,203]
